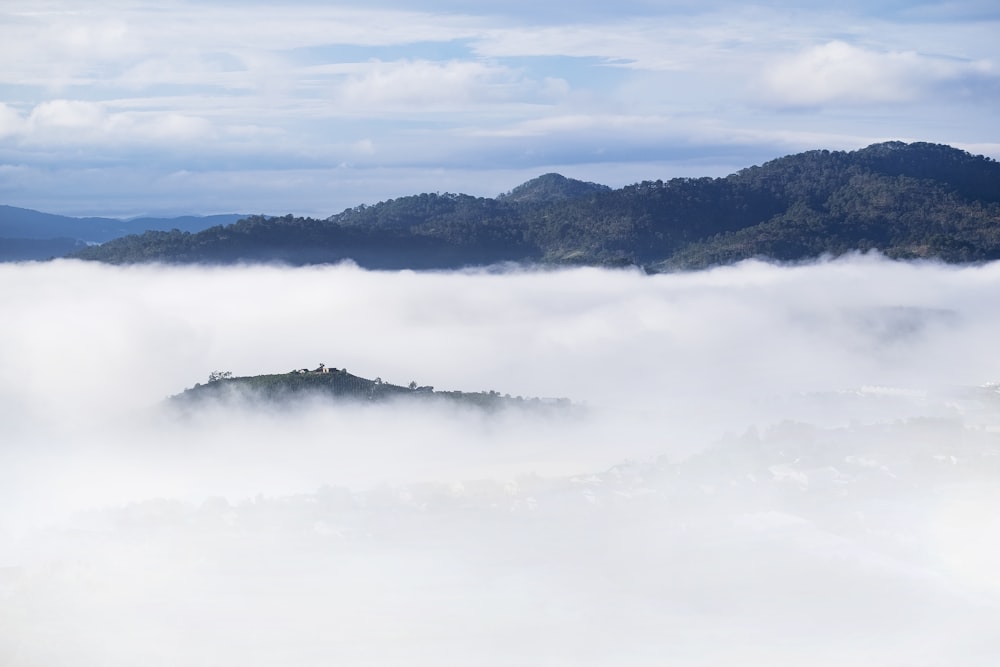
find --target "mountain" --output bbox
[0,206,248,261]
[0,237,89,262]
[172,365,570,411]
[69,142,1000,271]
[0,206,127,242]
[497,173,611,204]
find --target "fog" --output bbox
[3,256,1000,665]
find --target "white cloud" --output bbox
[760,40,996,106]
[330,59,550,112]
[28,99,108,130]
[0,2,483,88]
[43,16,143,61]
[3,258,1000,664]
[16,99,214,145]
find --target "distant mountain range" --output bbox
[14,141,1000,270]
[0,207,247,261]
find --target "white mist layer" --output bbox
[2,256,1000,665]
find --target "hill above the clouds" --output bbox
[70,142,1000,271]
[171,366,571,411]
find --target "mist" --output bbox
[3,256,1000,665]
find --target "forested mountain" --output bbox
[497,173,611,203]
[70,142,1000,271]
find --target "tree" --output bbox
[208,370,233,383]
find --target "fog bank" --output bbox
[2,256,1000,665]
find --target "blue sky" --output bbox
[1,0,998,217]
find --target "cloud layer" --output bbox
[3,257,1000,664]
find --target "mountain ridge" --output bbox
[67,141,1000,271]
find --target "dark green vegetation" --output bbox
[172,366,571,411]
[71,142,1000,271]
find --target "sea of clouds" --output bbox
[2,255,1000,665]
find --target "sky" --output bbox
[1,0,999,217]
[4,257,1000,664]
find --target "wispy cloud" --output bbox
[329,59,562,112]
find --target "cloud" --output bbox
[760,40,996,106]
[2,1,1000,229]
[4,258,1000,664]
[28,99,108,130]
[0,3,481,87]
[0,14,144,87]
[331,59,554,111]
[0,102,24,139]
[466,113,660,137]
[1,256,1000,492]
[1,99,214,146]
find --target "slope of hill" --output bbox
[70,142,1000,271]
